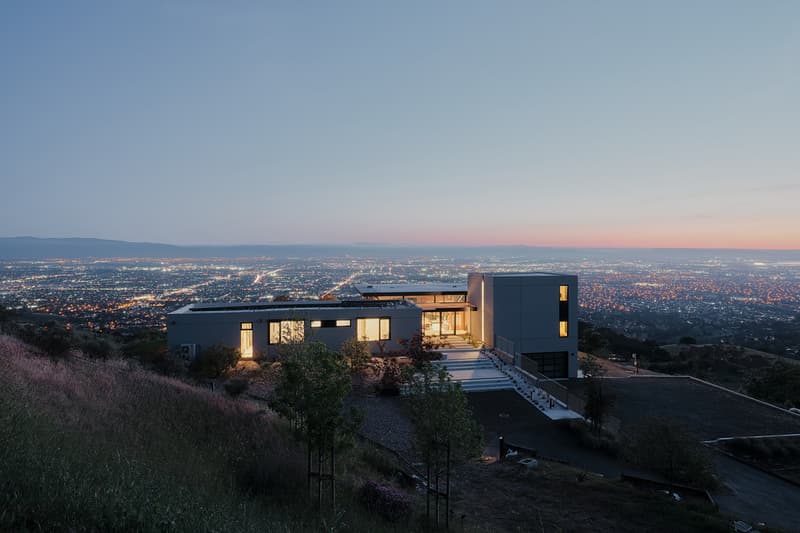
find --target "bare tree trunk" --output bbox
[446,442,451,530]
[331,437,336,511]
[426,454,431,521]
[435,455,440,527]
[307,443,312,499]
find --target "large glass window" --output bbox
[422,312,440,337]
[559,320,569,337]
[357,317,390,341]
[240,322,253,358]
[269,320,305,344]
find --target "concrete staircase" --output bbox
[434,350,514,392]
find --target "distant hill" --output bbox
[1,236,798,261]
[0,237,182,259]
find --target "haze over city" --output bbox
[2,1,799,249]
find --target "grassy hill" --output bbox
[0,333,762,532]
[0,335,396,532]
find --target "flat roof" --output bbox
[482,272,568,277]
[355,282,467,295]
[169,298,415,315]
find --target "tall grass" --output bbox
[0,335,397,532]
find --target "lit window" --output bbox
[357,317,390,341]
[269,320,305,344]
[559,285,569,302]
[240,322,253,358]
[559,321,569,337]
[336,319,351,327]
[310,320,322,328]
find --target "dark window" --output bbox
[310,319,352,328]
[520,351,568,379]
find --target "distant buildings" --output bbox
[167,272,578,378]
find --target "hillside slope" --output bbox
[0,335,390,532]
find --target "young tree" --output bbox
[624,417,716,488]
[406,364,483,527]
[378,358,402,396]
[270,342,361,508]
[581,354,613,433]
[340,337,371,374]
[189,344,239,378]
[399,332,443,368]
[580,353,605,378]
[583,378,614,433]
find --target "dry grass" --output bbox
[0,335,400,532]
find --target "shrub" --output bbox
[378,358,402,396]
[79,338,113,359]
[341,337,372,374]
[360,446,398,477]
[567,419,620,457]
[624,417,716,489]
[190,344,239,379]
[358,480,411,522]
[399,332,442,368]
[224,378,249,397]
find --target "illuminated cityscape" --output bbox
[2,252,798,356]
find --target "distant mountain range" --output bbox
[0,236,798,261]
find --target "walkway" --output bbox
[435,346,583,421]
[436,349,514,392]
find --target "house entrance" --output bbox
[422,311,466,337]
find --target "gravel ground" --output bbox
[347,393,416,458]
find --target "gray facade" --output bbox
[468,272,579,378]
[167,300,421,359]
[166,270,579,378]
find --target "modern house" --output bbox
[167,271,578,378]
[167,299,421,360]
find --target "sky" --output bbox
[1,1,798,249]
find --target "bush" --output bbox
[746,362,800,408]
[190,344,239,378]
[224,378,249,397]
[378,358,402,396]
[624,417,716,489]
[79,338,113,359]
[360,446,398,477]
[342,337,372,374]
[567,420,620,456]
[358,481,411,522]
[399,333,442,368]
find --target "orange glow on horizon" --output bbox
[372,224,799,251]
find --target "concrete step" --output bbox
[437,361,495,371]
[459,380,515,392]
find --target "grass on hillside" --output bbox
[0,335,407,532]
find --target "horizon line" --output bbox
[3,236,799,253]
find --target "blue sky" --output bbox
[1,1,798,248]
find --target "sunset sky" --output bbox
[1,1,798,249]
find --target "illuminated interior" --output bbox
[560,285,569,302]
[559,320,569,337]
[269,320,305,344]
[240,322,253,358]
[422,310,466,336]
[356,317,390,341]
